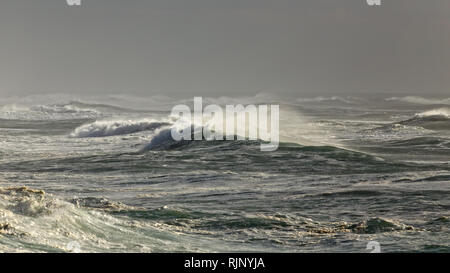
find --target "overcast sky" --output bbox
[0,0,449,98]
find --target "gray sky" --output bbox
[1,0,449,98]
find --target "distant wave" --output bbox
[398,108,450,130]
[70,118,170,138]
[385,136,450,148]
[366,108,450,134]
[386,96,450,105]
[416,108,450,118]
[0,102,102,120]
[296,96,353,104]
[0,100,156,121]
[33,103,99,115]
[66,101,149,113]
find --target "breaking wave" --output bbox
[417,108,450,118]
[141,128,178,151]
[141,124,268,152]
[70,118,171,138]
[364,108,450,138]
[399,108,450,130]
[0,186,226,252]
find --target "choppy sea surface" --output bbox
[0,94,449,253]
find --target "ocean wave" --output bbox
[0,102,102,120]
[140,126,386,169]
[346,217,415,234]
[386,96,450,105]
[33,104,99,115]
[398,108,450,130]
[0,187,56,217]
[296,96,353,104]
[0,186,223,252]
[0,99,154,121]
[141,128,180,151]
[70,119,170,138]
[386,137,448,147]
[416,108,450,118]
[63,101,133,113]
[135,211,417,237]
[366,108,450,134]
[69,197,132,211]
[141,125,265,152]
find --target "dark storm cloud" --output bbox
[0,0,449,97]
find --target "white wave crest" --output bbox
[0,103,101,120]
[386,96,450,105]
[70,118,170,138]
[296,96,353,104]
[417,108,450,118]
[142,127,175,150]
